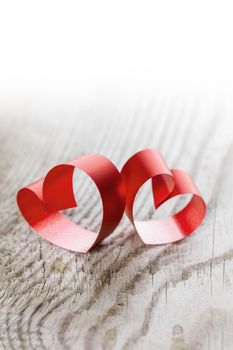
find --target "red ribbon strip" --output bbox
[17,154,125,253]
[17,150,206,252]
[121,149,206,244]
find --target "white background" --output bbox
[0,0,233,117]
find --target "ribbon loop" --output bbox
[17,150,206,252]
[121,149,206,244]
[17,154,125,253]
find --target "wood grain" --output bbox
[0,94,233,350]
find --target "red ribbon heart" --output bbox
[17,150,206,252]
[17,154,125,253]
[121,149,206,244]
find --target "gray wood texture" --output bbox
[1,94,233,350]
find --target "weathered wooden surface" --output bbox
[1,94,233,350]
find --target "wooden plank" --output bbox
[0,95,233,349]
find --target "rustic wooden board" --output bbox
[1,93,233,350]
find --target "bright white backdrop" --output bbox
[0,0,233,117]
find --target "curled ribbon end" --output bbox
[17,187,47,226]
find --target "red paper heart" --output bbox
[17,154,125,253]
[121,149,206,244]
[17,150,206,252]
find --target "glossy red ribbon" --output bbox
[121,149,206,244]
[17,154,125,253]
[17,150,206,252]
